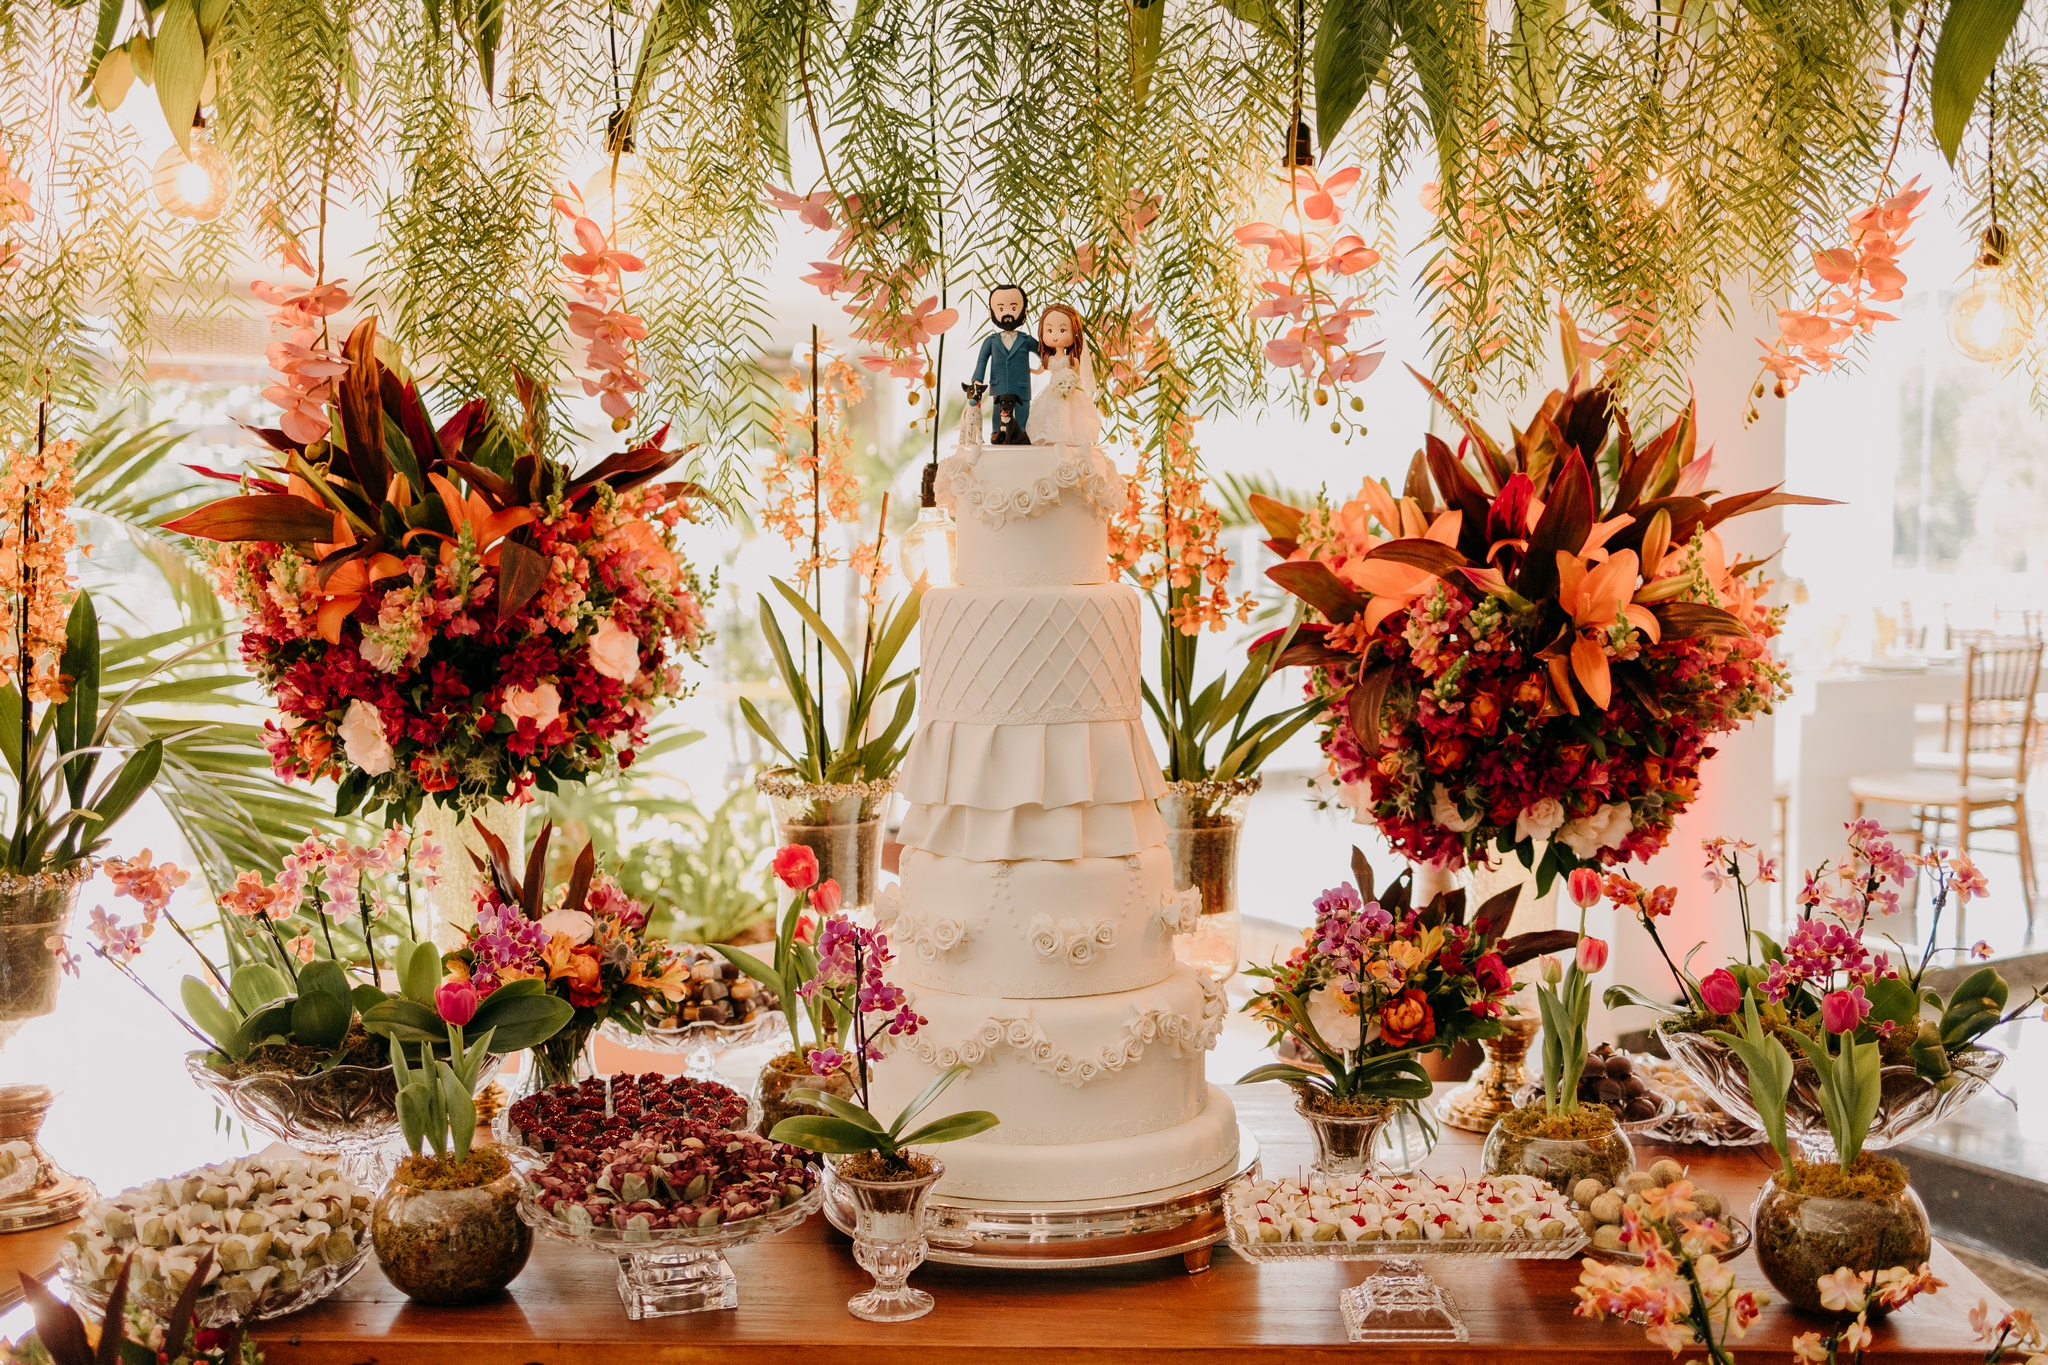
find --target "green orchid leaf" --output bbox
[465,989,571,1052]
[226,962,289,1014]
[790,1087,886,1132]
[290,989,351,1050]
[768,1114,886,1154]
[888,1061,973,1138]
[295,959,353,1005]
[896,1110,1002,1146]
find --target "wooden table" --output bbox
[232,1084,2002,1363]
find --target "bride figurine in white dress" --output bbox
[1027,303,1100,447]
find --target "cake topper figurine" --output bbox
[971,283,1037,440]
[1027,303,1098,448]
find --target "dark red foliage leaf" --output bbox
[163,494,338,544]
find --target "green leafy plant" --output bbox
[1784,1029,1884,1171]
[740,577,920,786]
[391,1020,498,1163]
[0,592,166,874]
[1707,993,1796,1170]
[771,1062,998,1161]
[714,868,828,1055]
[1148,612,1326,782]
[1537,955,1596,1116]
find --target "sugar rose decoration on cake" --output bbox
[166,319,707,822]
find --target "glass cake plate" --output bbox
[517,1178,824,1318]
[1228,1216,1589,1342]
[822,1124,1260,1273]
[599,1013,788,1082]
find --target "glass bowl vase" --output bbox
[1661,1028,2002,1161]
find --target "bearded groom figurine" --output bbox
[971,283,1037,441]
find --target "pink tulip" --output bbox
[435,978,479,1028]
[1699,968,1743,1015]
[1568,868,1604,910]
[1820,986,1871,1035]
[812,878,843,917]
[1576,936,1609,973]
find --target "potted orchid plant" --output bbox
[1239,847,1573,1176]
[767,910,996,1324]
[1605,822,2043,1161]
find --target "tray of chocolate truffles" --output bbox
[503,1072,754,1155]
[1517,1044,1676,1130]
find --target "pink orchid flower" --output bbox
[765,185,836,230]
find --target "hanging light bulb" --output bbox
[898,463,957,589]
[1950,226,2033,365]
[582,110,650,247]
[1252,119,1317,232]
[151,121,235,222]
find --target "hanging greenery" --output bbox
[2,0,2044,460]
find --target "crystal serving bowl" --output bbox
[598,1012,788,1081]
[516,1176,824,1318]
[185,1051,503,1175]
[63,1238,370,1328]
[1660,1028,2002,1161]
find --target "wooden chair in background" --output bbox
[1853,639,2042,920]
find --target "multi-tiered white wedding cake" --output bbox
[870,431,1238,1203]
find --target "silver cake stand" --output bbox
[823,1124,1259,1274]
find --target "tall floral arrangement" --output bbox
[1253,327,1815,888]
[165,320,708,823]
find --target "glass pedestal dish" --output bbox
[1662,1029,2001,1160]
[517,1180,824,1318]
[65,1239,371,1328]
[601,1012,788,1082]
[1229,1221,1589,1342]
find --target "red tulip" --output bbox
[812,878,842,916]
[1820,986,1871,1035]
[1568,867,1604,910]
[435,978,479,1027]
[1699,968,1743,1015]
[1575,936,1610,974]
[772,845,819,891]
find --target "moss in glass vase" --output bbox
[1753,1155,1930,1314]
[1481,1102,1633,1190]
[757,1049,853,1136]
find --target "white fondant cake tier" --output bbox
[900,718,1164,810]
[871,965,1226,1148]
[915,1085,1240,1202]
[938,444,1125,588]
[879,847,1199,998]
[898,797,1167,860]
[918,583,1140,725]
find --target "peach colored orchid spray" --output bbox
[554,185,651,431]
[1757,176,1928,400]
[1235,163,1384,430]
[766,184,957,387]
[759,344,868,589]
[1573,1204,1764,1363]
[1975,1298,2048,1365]
[0,431,79,703]
[1791,1263,1945,1363]
[249,236,351,446]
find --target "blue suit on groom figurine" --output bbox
[971,284,1037,442]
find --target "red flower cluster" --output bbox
[1256,354,1802,883]
[170,321,708,821]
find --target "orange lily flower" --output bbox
[405,473,537,568]
[312,518,406,644]
[1557,549,1660,710]
[625,955,691,1002]
[1336,510,1464,631]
